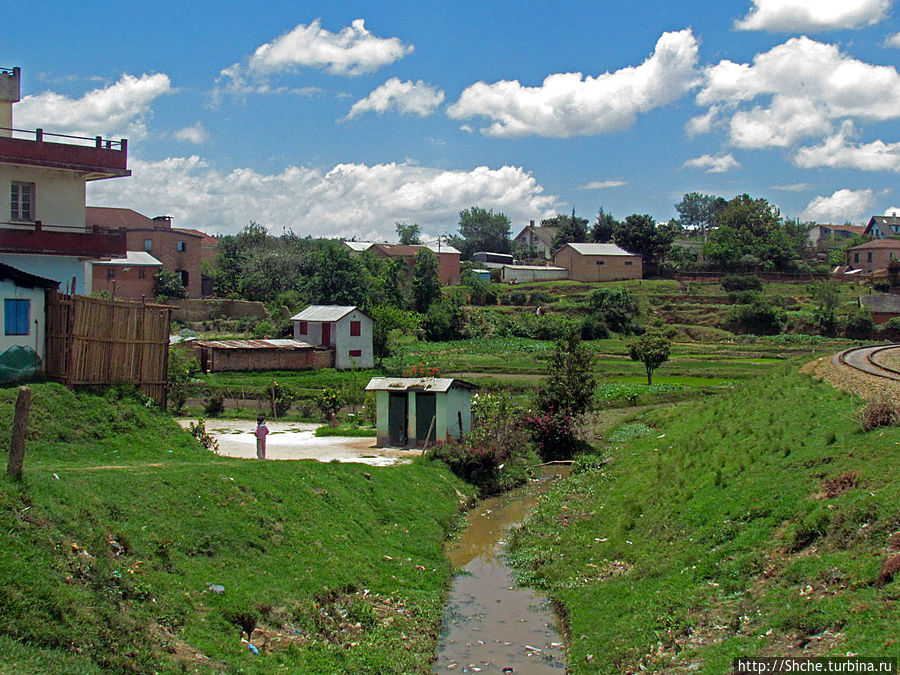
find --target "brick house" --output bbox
[0,66,128,293]
[85,207,216,297]
[370,243,461,286]
[291,305,374,369]
[553,243,642,282]
[864,213,900,239]
[91,251,163,300]
[846,239,900,274]
[513,222,559,260]
[806,224,867,248]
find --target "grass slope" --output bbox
[509,364,900,673]
[0,383,473,674]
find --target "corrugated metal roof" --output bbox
[502,265,566,271]
[563,243,635,256]
[343,241,374,251]
[365,377,477,392]
[860,294,900,313]
[195,339,316,350]
[290,305,358,322]
[93,251,163,266]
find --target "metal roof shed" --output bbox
[365,377,477,448]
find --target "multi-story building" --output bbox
[0,66,128,293]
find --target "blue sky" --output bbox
[4,0,900,240]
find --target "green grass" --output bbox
[315,423,376,437]
[508,364,900,673]
[0,383,474,674]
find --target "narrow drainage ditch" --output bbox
[433,466,569,673]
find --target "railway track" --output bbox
[836,344,900,380]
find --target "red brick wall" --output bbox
[92,264,159,301]
[124,229,202,297]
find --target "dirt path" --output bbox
[177,420,421,466]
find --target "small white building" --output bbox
[290,305,374,369]
[365,377,476,448]
[0,263,58,382]
[501,264,568,283]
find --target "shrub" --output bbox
[726,290,762,305]
[423,298,466,341]
[727,299,784,335]
[524,409,579,461]
[361,391,376,426]
[404,363,439,377]
[529,290,553,305]
[858,399,900,432]
[316,387,343,422]
[721,275,762,293]
[508,291,528,305]
[845,309,875,339]
[251,320,275,339]
[469,280,498,306]
[188,419,219,453]
[588,287,640,334]
[266,379,293,418]
[581,313,610,340]
[167,348,199,414]
[203,391,225,417]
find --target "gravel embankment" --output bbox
[801,354,900,400]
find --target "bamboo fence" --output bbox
[45,290,173,407]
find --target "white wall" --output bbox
[0,165,86,229]
[0,278,45,361]
[334,310,374,369]
[0,253,90,294]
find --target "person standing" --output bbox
[254,417,270,460]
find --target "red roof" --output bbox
[177,228,218,246]
[848,239,900,250]
[86,206,155,229]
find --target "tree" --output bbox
[589,287,640,334]
[306,245,368,306]
[369,305,422,367]
[153,268,188,300]
[674,192,726,241]
[629,331,671,385]
[704,194,799,271]
[811,280,841,337]
[614,214,677,266]
[547,209,589,252]
[591,207,619,243]
[456,206,512,258]
[396,222,422,245]
[213,221,268,296]
[536,329,597,417]
[411,248,441,313]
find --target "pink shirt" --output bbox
[254,424,269,439]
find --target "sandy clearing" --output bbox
[177,420,422,467]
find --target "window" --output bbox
[176,241,186,252]
[298,321,308,335]
[625,261,633,266]
[595,260,605,265]
[349,349,362,358]
[350,320,361,336]
[4,299,30,336]
[177,270,189,287]
[854,253,859,263]
[10,182,34,221]
[106,268,116,280]
[138,268,146,279]
[144,239,153,251]
[868,252,873,263]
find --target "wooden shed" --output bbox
[194,339,333,372]
[365,377,477,448]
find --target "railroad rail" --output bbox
[836,344,900,380]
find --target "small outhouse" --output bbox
[365,377,477,448]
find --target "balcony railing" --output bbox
[0,126,129,179]
[0,126,126,151]
[0,220,126,258]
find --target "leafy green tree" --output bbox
[369,305,422,367]
[704,194,799,271]
[396,222,422,245]
[629,331,671,385]
[811,280,841,337]
[153,268,188,301]
[614,214,677,266]
[213,221,268,296]
[306,245,368,306]
[166,347,199,413]
[588,287,640,334]
[546,209,589,251]
[674,192,726,241]
[455,206,512,258]
[411,248,442,313]
[423,296,465,341]
[591,207,619,243]
[238,247,306,302]
[536,329,596,417]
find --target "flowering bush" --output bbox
[266,379,293,418]
[188,418,219,453]
[524,408,579,462]
[316,387,344,422]
[404,362,440,377]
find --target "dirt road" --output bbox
[177,420,421,466]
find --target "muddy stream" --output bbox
[433,467,569,673]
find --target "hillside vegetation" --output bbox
[509,364,900,673]
[0,383,473,674]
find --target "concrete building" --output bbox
[85,207,215,298]
[370,243,461,286]
[513,222,559,260]
[552,243,642,282]
[365,377,476,448]
[806,224,867,248]
[0,262,58,382]
[291,305,374,369]
[846,239,900,274]
[500,264,568,283]
[90,251,163,300]
[0,66,128,293]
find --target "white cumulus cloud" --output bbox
[447,29,699,138]
[735,0,891,33]
[696,37,900,149]
[885,32,900,47]
[794,122,900,171]
[885,206,900,215]
[13,73,171,140]
[345,78,445,119]
[173,122,209,144]
[86,158,558,238]
[682,153,740,173]
[249,18,412,77]
[801,188,876,222]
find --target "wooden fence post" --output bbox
[7,386,32,480]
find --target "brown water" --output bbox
[433,468,569,674]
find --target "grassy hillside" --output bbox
[508,364,900,673]
[0,383,474,674]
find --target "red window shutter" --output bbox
[350,320,361,336]
[349,349,362,357]
[299,321,308,335]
